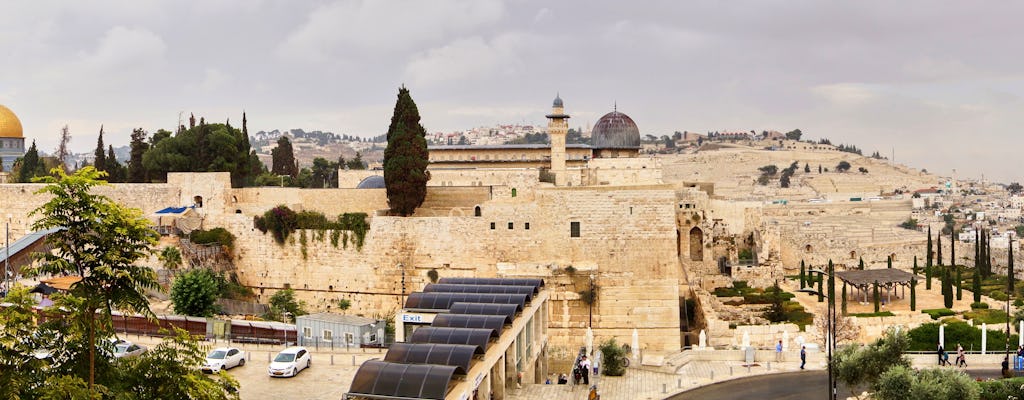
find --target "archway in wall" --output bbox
[805,244,813,253]
[677,229,683,257]
[474,206,481,217]
[689,227,703,261]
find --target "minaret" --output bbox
[546,94,570,186]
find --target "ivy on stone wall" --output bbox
[254,205,369,250]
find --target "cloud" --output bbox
[810,83,878,105]
[278,0,505,60]
[403,33,538,87]
[78,26,167,72]
[184,68,233,93]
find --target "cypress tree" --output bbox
[973,265,982,303]
[927,225,934,273]
[913,256,918,276]
[943,267,954,308]
[828,259,835,305]
[93,125,106,172]
[981,230,989,278]
[128,128,149,183]
[799,260,806,289]
[859,257,865,270]
[817,270,824,303]
[937,233,943,269]
[926,260,933,290]
[955,267,962,301]
[887,255,892,269]
[841,281,848,315]
[873,280,880,313]
[104,145,123,183]
[1009,238,1015,293]
[950,227,956,267]
[271,136,298,178]
[17,140,42,183]
[910,278,917,311]
[975,229,981,276]
[383,86,430,216]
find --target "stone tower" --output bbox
[546,94,570,186]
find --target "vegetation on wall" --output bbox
[254,205,369,250]
[188,227,236,252]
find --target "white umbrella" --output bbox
[585,327,594,360]
[742,329,751,348]
[632,328,640,362]
[698,329,707,350]
[939,324,944,348]
[1019,321,1023,349]
[982,323,987,355]
[782,330,790,351]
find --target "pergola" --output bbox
[835,269,917,305]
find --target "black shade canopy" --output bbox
[30,283,57,295]
[408,327,495,354]
[404,292,526,312]
[423,283,536,300]
[438,277,544,290]
[347,360,457,400]
[431,313,507,336]
[447,302,518,324]
[383,343,476,374]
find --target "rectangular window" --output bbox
[525,223,530,230]
[345,332,354,345]
[570,221,581,238]
[323,330,333,341]
[490,222,496,230]
[303,327,312,339]
[508,222,514,229]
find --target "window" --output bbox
[474,206,482,217]
[490,222,496,230]
[303,327,312,339]
[323,330,333,341]
[511,188,517,197]
[525,223,530,230]
[369,333,377,343]
[570,221,581,238]
[345,332,354,345]
[193,196,203,208]
[508,222,514,230]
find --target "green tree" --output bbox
[973,266,982,303]
[955,268,962,301]
[27,166,159,392]
[93,125,106,172]
[127,128,150,183]
[873,280,880,313]
[104,145,126,183]
[888,255,892,269]
[171,268,220,317]
[268,289,306,322]
[16,140,44,182]
[159,246,183,270]
[799,260,806,289]
[912,256,918,276]
[310,157,336,188]
[943,267,954,308]
[337,299,352,313]
[842,281,848,315]
[115,328,240,399]
[383,86,430,216]
[143,121,255,186]
[834,328,911,398]
[875,365,979,400]
[817,270,824,303]
[347,151,367,170]
[926,226,933,290]
[0,286,56,396]
[1009,238,1015,293]
[804,163,810,173]
[910,278,917,311]
[836,161,851,172]
[859,257,865,270]
[784,129,802,141]
[598,338,627,376]
[271,136,298,177]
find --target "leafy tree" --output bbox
[1008,182,1023,195]
[347,151,367,170]
[115,328,240,399]
[16,140,44,182]
[337,299,351,313]
[268,289,306,322]
[26,166,159,392]
[758,165,778,176]
[875,365,979,400]
[143,121,257,187]
[0,286,57,396]
[784,129,802,141]
[834,328,910,398]
[127,128,149,183]
[171,268,220,317]
[310,157,337,188]
[599,338,627,376]
[55,124,72,171]
[836,161,851,172]
[383,86,430,216]
[93,125,106,172]
[804,163,810,173]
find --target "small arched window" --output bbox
[805,244,813,253]
[194,196,203,208]
[511,188,517,198]
[474,206,482,217]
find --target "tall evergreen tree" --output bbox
[942,267,954,308]
[937,233,943,268]
[910,278,917,311]
[927,226,934,280]
[17,140,43,183]
[981,229,990,278]
[93,125,106,172]
[975,229,981,275]
[913,256,918,276]
[383,86,430,216]
[887,255,892,269]
[817,270,824,303]
[841,281,848,315]
[799,260,806,289]
[859,257,865,270]
[873,280,880,313]
[105,145,124,183]
[127,128,149,183]
[271,136,298,178]
[973,265,982,303]
[950,227,956,267]
[955,267,962,301]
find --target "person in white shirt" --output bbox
[578,356,592,384]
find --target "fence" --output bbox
[33,309,297,345]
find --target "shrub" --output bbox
[970,302,989,309]
[978,377,1024,400]
[188,227,235,251]
[922,308,956,320]
[990,290,1009,301]
[427,269,439,283]
[907,321,1018,352]
[599,338,627,376]
[963,308,1008,324]
[849,311,895,317]
[254,205,369,249]
[170,268,220,317]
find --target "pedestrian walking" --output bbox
[956,344,966,367]
[775,340,783,362]
[800,345,806,370]
[579,356,592,385]
[937,343,947,366]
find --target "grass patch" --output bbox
[963,308,1009,324]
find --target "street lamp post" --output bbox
[4,213,10,295]
[588,273,595,328]
[800,265,837,400]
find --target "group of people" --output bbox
[545,355,600,399]
[936,343,969,367]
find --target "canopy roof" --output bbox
[834,269,917,287]
[154,206,193,215]
[430,313,507,336]
[347,360,457,400]
[422,283,536,300]
[383,343,476,374]
[447,302,518,324]
[403,292,526,312]
[437,277,544,290]
[408,327,495,354]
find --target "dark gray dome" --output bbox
[591,110,640,149]
[356,175,386,189]
[552,94,563,108]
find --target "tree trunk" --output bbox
[89,310,95,392]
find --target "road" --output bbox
[668,369,1002,400]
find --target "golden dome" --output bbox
[0,105,23,138]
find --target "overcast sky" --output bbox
[2,1,1023,182]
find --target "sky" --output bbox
[2,1,1023,182]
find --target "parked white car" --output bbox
[112,341,147,358]
[267,346,311,378]
[202,347,246,373]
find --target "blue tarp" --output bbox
[155,206,190,214]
